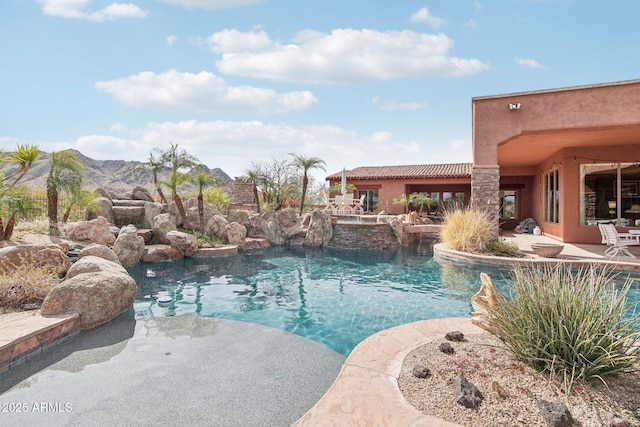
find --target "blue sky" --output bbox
[1,1,639,184]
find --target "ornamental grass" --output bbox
[487,264,640,393]
[0,255,61,311]
[440,208,497,254]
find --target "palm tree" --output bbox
[409,192,435,215]
[241,168,262,213]
[393,193,410,213]
[142,151,169,205]
[46,150,85,235]
[159,143,198,227]
[62,186,98,223]
[1,144,41,186]
[289,153,326,215]
[193,165,221,230]
[0,185,41,240]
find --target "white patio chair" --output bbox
[598,223,640,258]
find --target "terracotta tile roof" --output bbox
[326,163,472,180]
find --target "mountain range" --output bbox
[1,149,232,195]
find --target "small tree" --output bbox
[47,150,85,235]
[158,143,198,227]
[1,144,41,186]
[289,153,326,215]
[192,165,222,230]
[0,185,41,240]
[0,144,42,240]
[392,194,410,213]
[409,192,435,215]
[135,151,169,205]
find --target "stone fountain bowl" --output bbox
[531,243,564,258]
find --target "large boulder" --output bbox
[0,244,70,276]
[304,210,333,247]
[41,256,137,330]
[225,222,247,249]
[151,213,176,244]
[77,243,121,265]
[264,216,285,245]
[227,208,251,225]
[131,186,154,202]
[276,208,299,229]
[17,234,70,253]
[204,214,229,238]
[113,225,145,267]
[66,255,128,279]
[186,203,222,232]
[142,245,184,263]
[166,230,198,257]
[144,201,163,229]
[68,216,116,245]
[87,197,114,224]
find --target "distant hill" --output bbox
[0,149,232,195]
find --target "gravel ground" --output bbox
[398,333,640,427]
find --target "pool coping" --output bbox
[293,317,479,426]
[0,310,81,375]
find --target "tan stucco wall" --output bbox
[473,80,640,243]
[472,80,640,166]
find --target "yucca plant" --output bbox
[440,207,497,253]
[486,264,640,393]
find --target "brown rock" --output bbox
[41,257,137,330]
[226,222,247,249]
[68,216,116,245]
[166,230,198,257]
[0,244,71,276]
[142,245,184,263]
[304,209,333,247]
[113,225,145,267]
[78,243,121,264]
[66,255,128,279]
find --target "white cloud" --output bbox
[211,29,489,84]
[409,7,446,29]
[474,1,482,12]
[167,35,178,46]
[514,57,543,68]
[51,119,471,181]
[464,19,479,30]
[95,69,318,113]
[207,29,274,53]
[374,99,427,112]
[37,0,147,21]
[156,0,262,9]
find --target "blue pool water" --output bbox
[128,243,640,356]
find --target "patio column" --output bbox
[471,165,500,236]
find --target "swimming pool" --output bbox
[129,243,640,356]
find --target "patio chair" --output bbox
[597,223,640,258]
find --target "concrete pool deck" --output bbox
[2,232,640,425]
[0,312,346,426]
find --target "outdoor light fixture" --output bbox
[509,103,521,110]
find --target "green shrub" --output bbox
[185,230,226,248]
[487,264,640,393]
[484,239,521,257]
[440,208,497,253]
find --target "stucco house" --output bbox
[328,79,640,244]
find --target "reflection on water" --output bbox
[127,241,640,356]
